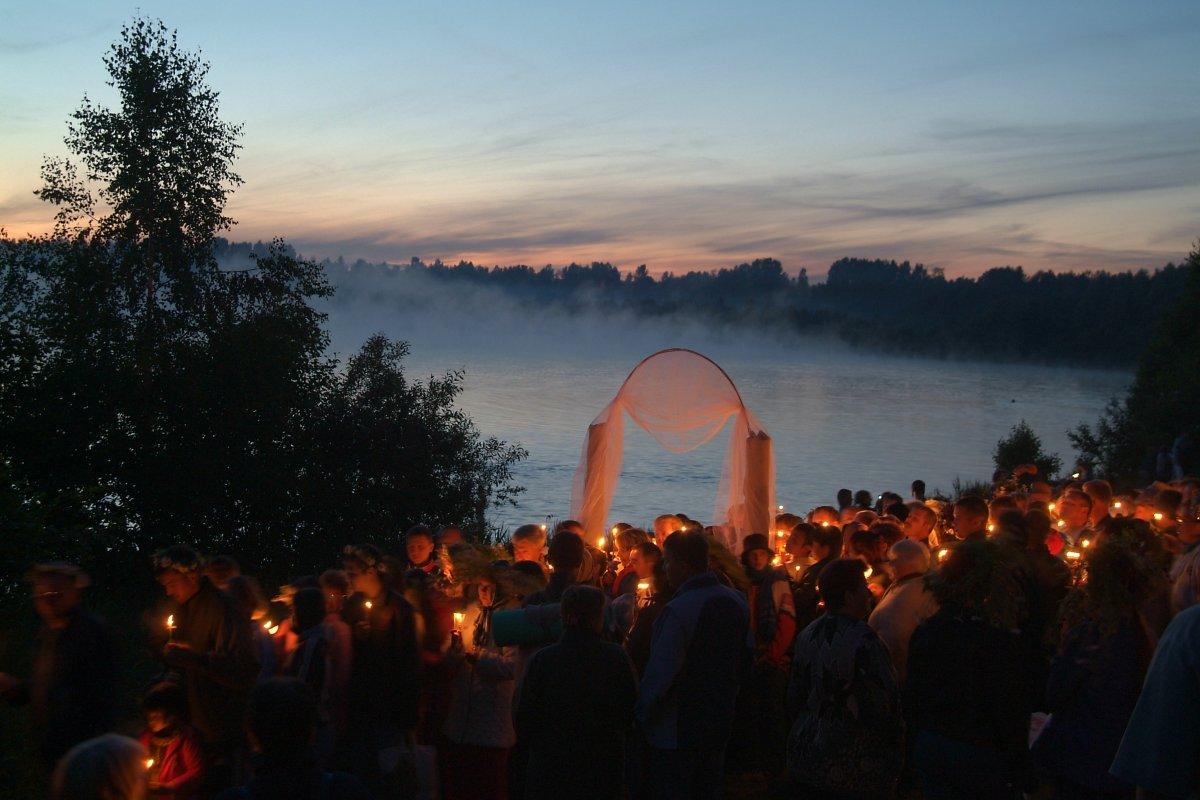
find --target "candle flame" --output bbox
[539,523,547,531]
[1072,472,1081,479]
[145,758,155,770]
[453,611,465,630]
[777,504,784,511]
[166,614,175,629]
[1081,538,1091,548]
[775,529,786,538]
[1048,503,1056,513]
[1112,502,1122,510]
[1065,550,1081,560]
[987,523,995,533]
[364,600,373,610]
[938,548,948,560]
[268,624,279,636]
[772,555,782,566]
[597,536,606,549]
[820,521,831,528]
[262,620,272,631]
[1057,519,1066,528]
[863,565,873,578]
[1153,512,1164,522]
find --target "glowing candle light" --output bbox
[1048,503,1057,514]
[777,504,784,512]
[453,611,465,632]
[863,565,873,578]
[772,555,782,566]
[1113,501,1122,509]
[1081,538,1091,548]
[987,523,995,533]
[776,529,787,539]
[1154,512,1164,522]
[597,536,606,549]
[364,600,373,611]
[1065,550,1081,561]
[268,624,279,636]
[1072,472,1081,479]
[1057,519,1066,528]
[166,614,176,641]
[820,521,831,528]
[145,758,155,770]
[262,620,272,631]
[938,548,948,560]
[539,523,547,531]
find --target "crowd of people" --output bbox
[3,468,1200,800]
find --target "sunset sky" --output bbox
[2,1,1198,277]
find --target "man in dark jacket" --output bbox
[636,532,752,800]
[217,678,372,800]
[789,523,843,631]
[341,543,422,795]
[0,563,117,774]
[515,584,637,800]
[154,545,259,795]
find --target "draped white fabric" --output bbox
[569,349,775,553]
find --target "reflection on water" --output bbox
[328,299,1129,531]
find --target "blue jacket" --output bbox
[636,571,752,750]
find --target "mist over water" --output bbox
[320,266,1130,531]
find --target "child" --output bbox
[140,681,204,799]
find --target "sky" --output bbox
[2,1,1199,277]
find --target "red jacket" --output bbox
[140,725,204,799]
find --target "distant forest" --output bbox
[215,240,1190,367]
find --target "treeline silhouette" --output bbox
[215,239,1189,367]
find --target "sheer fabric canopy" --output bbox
[569,349,775,553]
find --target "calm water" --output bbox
[327,292,1130,531]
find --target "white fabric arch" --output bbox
[568,348,775,552]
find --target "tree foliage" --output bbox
[313,254,1188,367]
[0,19,524,589]
[994,420,1061,479]
[1070,244,1200,482]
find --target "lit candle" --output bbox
[145,758,155,770]
[1113,501,1122,509]
[166,614,176,641]
[863,565,873,578]
[539,523,547,531]
[268,624,279,636]
[1072,472,1081,479]
[777,504,784,512]
[1081,538,1091,549]
[636,580,650,602]
[772,555,782,566]
[937,548,948,560]
[1065,550,1081,561]
[262,620,272,631]
[987,523,995,533]
[453,611,465,632]
[1153,512,1164,522]
[776,529,787,539]
[597,536,606,549]
[1057,519,1066,528]
[820,521,831,528]
[1048,502,1057,513]
[364,600,373,611]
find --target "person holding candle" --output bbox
[339,543,421,795]
[623,542,669,677]
[1054,490,1095,552]
[509,524,549,573]
[902,502,938,550]
[1031,540,1155,799]
[441,559,530,800]
[611,527,650,599]
[152,546,258,797]
[139,682,204,799]
[0,562,118,780]
[738,533,796,778]
[790,523,844,631]
[224,575,276,683]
